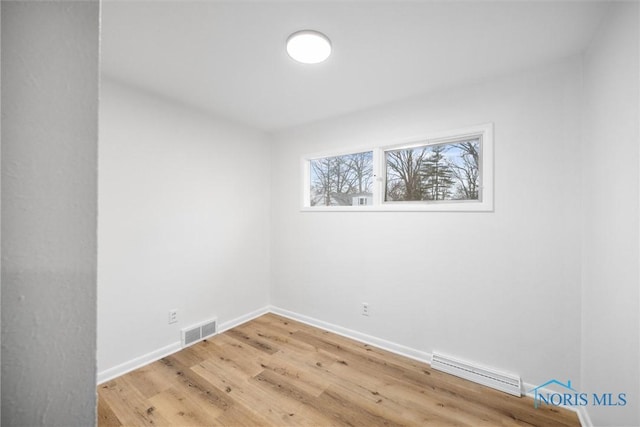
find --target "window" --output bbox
[385,138,481,203]
[309,151,373,206]
[302,123,493,212]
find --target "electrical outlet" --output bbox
[168,309,178,324]
[361,302,369,317]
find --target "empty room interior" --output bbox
[1,1,640,426]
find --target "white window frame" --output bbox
[301,123,493,212]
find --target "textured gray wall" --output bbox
[1,2,99,426]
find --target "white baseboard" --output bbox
[268,305,432,365]
[97,341,181,385]
[576,407,592,427]
[97,306,271,384]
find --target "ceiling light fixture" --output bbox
[286,30,332,64]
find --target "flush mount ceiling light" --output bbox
[286,30,332,64]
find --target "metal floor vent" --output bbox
[431,352,522,397]
[181,318,217,348]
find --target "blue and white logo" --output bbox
[529,379,627,409]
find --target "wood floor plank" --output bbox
[234,320,321,355]
[122,362,175,399]
[199,334,269,378]
[225,327,279,355]
[315,384,405,427]
[147,387,222,426]
[324,355,527,427]
[98,314,581,427]
[192,358,314,426]
[97,393,123,427]
[165,342,209,368]
[250,369,339,426]
[214,404,275,427]
[258,350,334,397]
[99,378,172,427]
[154,356,235,413]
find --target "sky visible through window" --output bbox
[385,138,480,202]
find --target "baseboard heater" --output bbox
[431,352,522,397]
[181,318,218,348]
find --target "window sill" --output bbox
[300,201,493,212]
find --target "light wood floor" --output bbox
[98,313,580,426]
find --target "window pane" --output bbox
[385,138,481,202]
[309,151,373,206]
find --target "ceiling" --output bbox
[101,1,608,132]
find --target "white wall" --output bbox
[581,3,640,426]
[1,4,3,420]
[1,2,99,426]
[271,58,584,387]
[97,78,271,377]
